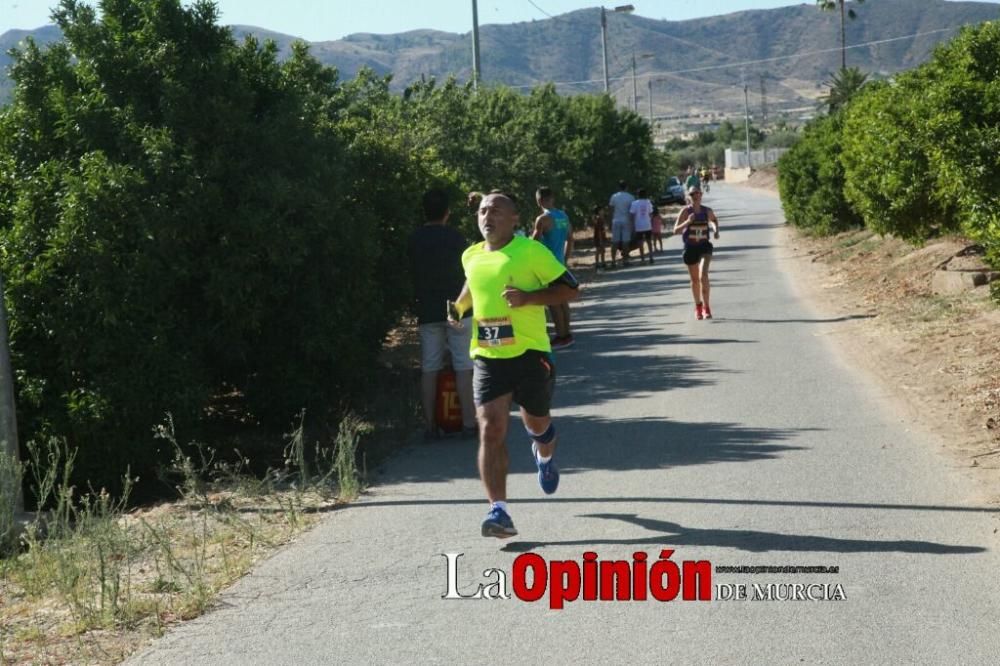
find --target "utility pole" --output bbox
[742,70,752,171]
[471,0,481,89]
[631,51,638,113]
[647,78,654,125]
[601,7,610,94]
[759,74,768,130]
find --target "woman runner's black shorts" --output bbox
[473,350,555,417]
[683,242,714,265]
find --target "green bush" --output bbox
[841,76,955,241]
[0,1,665,494]
[917,21,1000,266]
[0,1,427,489]
[777,113,861,235]
[399,80,666,231]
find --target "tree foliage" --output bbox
[0,0,663,491]
[818,66,869,114]
[780,20,1000,303]
[840,20,1000,257]
[777,112,861,235]
[841,75,954,241]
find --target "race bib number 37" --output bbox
[477,317,516,348]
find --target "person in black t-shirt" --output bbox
[408,188,476,440]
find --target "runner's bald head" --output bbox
[482,190,517,213]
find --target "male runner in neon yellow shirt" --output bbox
[449,192,579,538]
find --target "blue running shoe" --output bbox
[532,442,560,495]
[481,506,518,538]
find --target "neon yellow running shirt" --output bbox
[462,235,567,359]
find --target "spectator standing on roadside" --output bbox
[591,204,609,269]
[533,186,575,349]
[408,188,477,440]
[629,187,656,264]
[650,203,664,253]
[685,169,701,200]
[608,180,635,268]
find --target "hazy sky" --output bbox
[3,0,997,41]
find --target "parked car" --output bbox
[658,176,685,205]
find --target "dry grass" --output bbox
[0,414,365,665]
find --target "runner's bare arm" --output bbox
[673,209,692,235]
[709,209,720,238]
[502,271,580,307]
[449,282,473,321]
[531,213,552,241]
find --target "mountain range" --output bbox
[2,0,999,124]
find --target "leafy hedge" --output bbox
[0,0,664,490]
[841,75,955,241]
[917,21,1000,265]
[777,113,861,235]
[780,21,1000,273]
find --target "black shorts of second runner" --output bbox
[473,350,555,417]
[683,242,714,265]
[635,230,652,244]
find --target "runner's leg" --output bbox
[522,410,554,459]
[477,394,513,503]
[687,263,702,305]
[701,254,713,312]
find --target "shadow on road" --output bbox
[501,513,987,555]
[375,412,810,485]
[714,315,875,325]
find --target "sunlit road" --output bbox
[132,183,1000,665]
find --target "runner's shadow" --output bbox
[377,414,810,484]
[502,513,986,555]
[555,353,728,406]
[554,415,809,473]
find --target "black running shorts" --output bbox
[683,242,713,265]
[473,350,555,417]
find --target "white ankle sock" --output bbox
[491,501,509,514]
[532,442,552,464]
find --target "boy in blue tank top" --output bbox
[533,186,575,349]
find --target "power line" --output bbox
[525,0,554,19]
[508,26,960,90]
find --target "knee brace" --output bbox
[526,422,556,445]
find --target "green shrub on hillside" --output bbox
[917,21,1000,266]
[777,113,861,235]
[841,77,955,241]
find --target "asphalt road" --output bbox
[131,184,1000,665]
